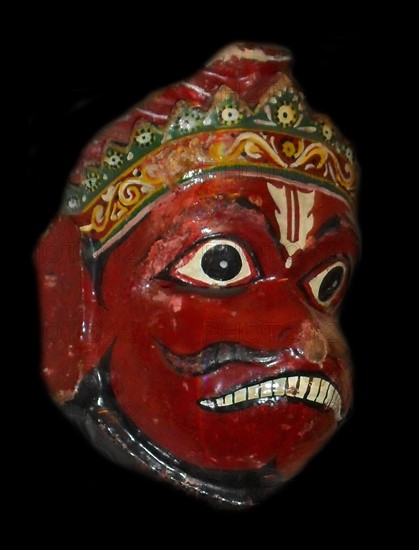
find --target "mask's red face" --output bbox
[101,174,358,479]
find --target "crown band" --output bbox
[62,87,357,257]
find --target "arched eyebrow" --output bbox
[315,216,342,239]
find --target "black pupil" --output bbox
[201,244,242,282]
[318,266,344,302]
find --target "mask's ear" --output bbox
[35,216,113,404]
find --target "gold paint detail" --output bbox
[79,130,355,242]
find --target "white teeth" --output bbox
[330,391,339,410]
[247,384,261,400]
[223,393,233,406]
[199,375,343,420]
[316,379,328,404]
[273,378,286,396]
[200,399,215,409]
[261,380,273,397]
[234,388,247,404]
[325,387,337,407]
[306,378,321,402]
[296,376,309,397]
[287,376,299,396]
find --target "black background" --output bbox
[28,35,392,539]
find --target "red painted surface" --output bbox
[35,43,359,500]
[103,177,357,475]
[68,43,293,185]
[37,175,358,477]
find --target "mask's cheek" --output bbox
[109,338,208,463]
[272,409,338,479]
[316,314,350,358]
[129,281,248,353]
[102,275,352,471]
[103,283,209,464]
[110,336,339,471]
[312,312,354,410]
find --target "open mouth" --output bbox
[198,374,343,420]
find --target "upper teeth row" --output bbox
[199,375,342,420]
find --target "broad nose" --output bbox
[278,319,329,364]
[246,279,330,361]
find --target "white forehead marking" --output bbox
[267,182,315,268]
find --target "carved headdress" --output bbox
[62,43,358,260]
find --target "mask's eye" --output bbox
[164,238,260,288]
[304,260,349,308]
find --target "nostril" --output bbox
[277,326,296,343]
[299,320,328,363]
